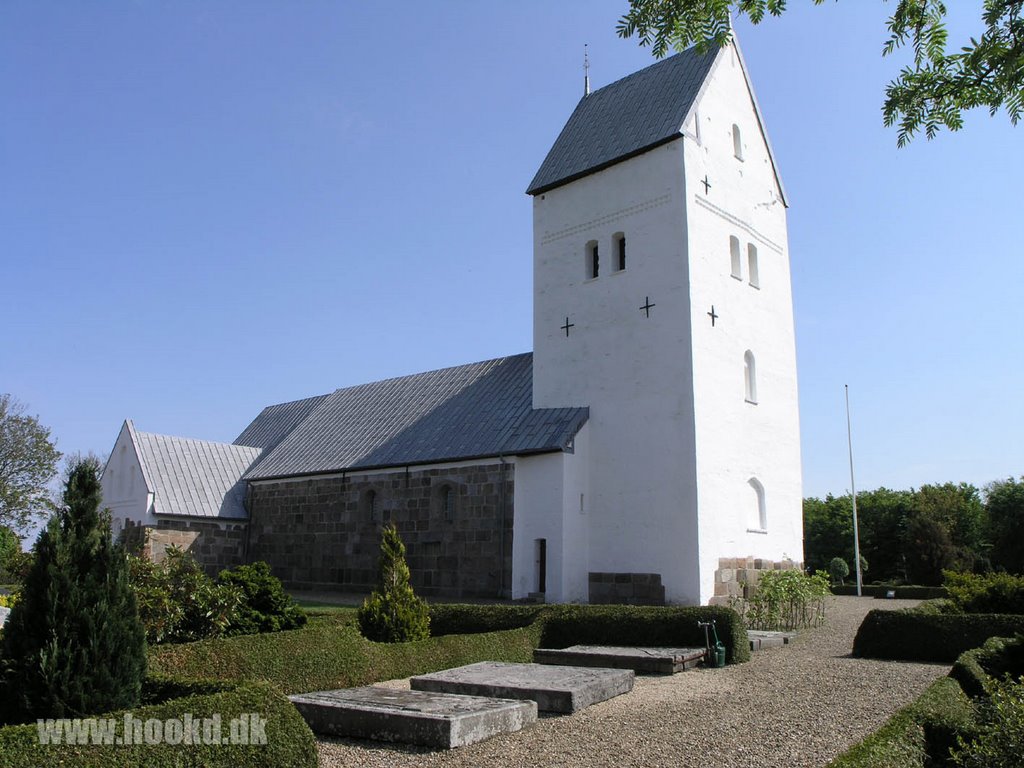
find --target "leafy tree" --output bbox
[616,0,1024,145]
[803,494,853,573]
[903,509,958,585]
[0,460,146,725]
[0,394,61,530]
[358,524,430,643]
[0,525,19,581]
[986,477,1024,573]
[829,556,850,586]
[914,482,987,567]
[855,488,914,582]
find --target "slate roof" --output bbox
[130,422,262,519]
[526,45,719,196]
[240,353,588,480]
[234,394,328,452]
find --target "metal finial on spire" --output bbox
[584,44,591,97]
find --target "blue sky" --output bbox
[2,1,1021,514]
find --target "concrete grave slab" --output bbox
[411,662,634,713]
[289,686,536,749]
[748,630,797,651]
[533,645,705,674]
[0,607,8,629]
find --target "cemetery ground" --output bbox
[317,596,946,768]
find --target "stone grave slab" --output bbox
[533,645,705,674]
[411,661,634,713]
[748,630,797,651]
[289,686,536,749]
[0,607,9,629]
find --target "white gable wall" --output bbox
[99,422,155,537]
[532,144,702,604]
[685,44,804,603]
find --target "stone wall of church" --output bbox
[245,462,515,599]
[120,517,247,575]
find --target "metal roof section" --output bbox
[132,430,262,519]
[234,393,329,451]
[526,45,719,196]
[244,353,589,480]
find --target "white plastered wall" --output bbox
[99,421,155,537]
[685,44,804,603]
[532,145,701,605]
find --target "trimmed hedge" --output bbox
[149,618,543,694]
[827,677,975,768]
[429,604,545,636]
[831,584,948,600]
[950,635,1024,698]
[852,609,1024,662]
[0,680,316,768]
[538,604,750,664]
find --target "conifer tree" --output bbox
[357,524,430,642]
[0,460,146,724]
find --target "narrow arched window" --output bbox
[613,232,626,271]
[744,350,757,404]
[747,243,759,288]
[730,236,742,279]
[443,486,455,522]
[367,490,378,522]
[749,478,767,531]
[732,124,743,160]
[586,240,599,279]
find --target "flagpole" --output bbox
[845,384,863,596]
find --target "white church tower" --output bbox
[525,39,802,605]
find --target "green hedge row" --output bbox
[826,677,975,768]
[831,584,948,600]
[0,681,316,768]
[149,617,544,694]
[428,604,544,635]
[538,604,750,664]
[852,609,1024,662]
[950,635,1024,698]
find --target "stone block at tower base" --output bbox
[289,686,537,749]
[533,645,706,674]
[411,661,634,713]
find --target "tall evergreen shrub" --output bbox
[0,461,146,724]
[357,524,430,642]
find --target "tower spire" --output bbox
[584,44,591,97]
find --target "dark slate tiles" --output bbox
[526,46,718,195]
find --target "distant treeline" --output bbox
[803,477,1024,585]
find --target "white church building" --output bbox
[100,40,802,606]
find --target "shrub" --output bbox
[827,677,975,768]
[218,561,307,636]
[539,604,750,664]
[830,557,850,585]
[741,569,830,631]
[950,635,1024,698]
[0,680,317,768]
[0,461,146,725]
[357,525,430,643]
[0,527,19,583]
[429,604,544,636]
[128,547,241,645]
[0,592,16,609]
[951,675,1024,768]
[944,570,1024,615]
[853,609,1024,662]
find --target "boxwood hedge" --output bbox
[852,609,1024,662]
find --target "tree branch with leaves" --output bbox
[0,394,61,531]
[617,0,1024,145]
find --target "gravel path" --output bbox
[317,597,947,768]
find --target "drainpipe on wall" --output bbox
[498,455,508,599]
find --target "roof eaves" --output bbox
[527,134,684,196]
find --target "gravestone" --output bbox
[533,645,705,674]
[411,661,634,713]
[289,686,536,748]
